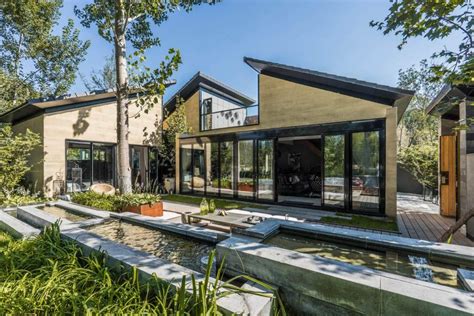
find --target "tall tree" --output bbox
[81,54,117,91]
[371,0,473,84]
[0,0,90,111]
[75,0,220,194]
[397,61,442,188]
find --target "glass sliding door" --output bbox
[220,141,234,197]
[352,131,380,212]
[180,144,193,193]
[66,142,92,192]
[92,144,114,185]
[192,143,206,195]
[323,135,345,208]
[237,140,255,199]
[257,139,274,201]
[205,142,220,196]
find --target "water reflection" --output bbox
[40,206,91,222]
[86,220,213,272]
[265,233,459,288]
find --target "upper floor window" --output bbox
[200,90,258,131]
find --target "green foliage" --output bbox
[0,126,41,197]
[200,197,209,215]
[159,100,191,177]
[81,53,116,91]
[323,135,344,177]
[71,191,116,211]
[0,0,90,112]
[0,224,283,314]
[397,61,440,187]
[399,144,438,188]
[0,187,46,207]
[371,0,473,83]
[71,191,161,212]
[320,215,399,232]
[209,199,216,213]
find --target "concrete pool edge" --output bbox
[0,210,40,239]
[61,227,273,315]
[217,236,474,315]
[111,212,229,244]
[242,219,474,267]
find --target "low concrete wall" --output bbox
[217,237,474,315]
[0,210,40,239]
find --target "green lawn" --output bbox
[320,215,399,232]
[162,194,269,210]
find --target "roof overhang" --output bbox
[244,57,415,123]
[426,84,474,117]
[163,72,255,118]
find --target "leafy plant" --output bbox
[71,191,161,212]
[0,187,46,207]
[116,193,162,208]
[0,126,41,199]
[0,224,284,314]
[200,197,209,215]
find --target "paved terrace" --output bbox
[164,193,474,247]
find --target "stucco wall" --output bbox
[41,99,161,195]
[11,115,44,192]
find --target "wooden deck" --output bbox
[397,210,474,247]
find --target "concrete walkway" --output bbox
[397,193,474,247]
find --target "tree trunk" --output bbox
[114,0,132,194]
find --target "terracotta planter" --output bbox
[124,201,163,217]
[238,183,254,192]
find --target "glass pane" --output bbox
[131,146,147,187]
[193,143,206,195]
[180,144,193,193]
[149,148,159,187]
[205,142,220,196]
[220,141,234,197]
[237,140,254,199]
[352,131,380,212]
[323,135,345,207]
[257,140,274,200]
[92,144,114,185]
[66,142,91,192]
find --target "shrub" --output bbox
[0,187,46,207]
[0,224,283,314]
[0,126,41,198]
[71,191,161,212]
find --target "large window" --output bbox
[180,144,193,193]
[352,131,380,212]
[220,141,234,197]
[205,142,220,196]
[237,140,254,199]
[66,141,114,193]
[257,140,274,201]
[323,135,345,208]
[193,143,206,195]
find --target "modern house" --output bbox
[427,84,474,238]
[0,90,164,197]
[167,57,414,218]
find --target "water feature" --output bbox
[39,206,91,222]
[85,219,214,272]
[265,231,460,288]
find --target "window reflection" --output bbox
[323,135,345,208]
[258,140,274,200]
[238,140,254,199]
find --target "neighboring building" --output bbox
[0,91,164,197]
[427,84,474,239]
[167,57,414,218]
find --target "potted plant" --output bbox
[200,198,209,215]
[119,193,163,217]
[238,180,254,192]
[209,199,216,214]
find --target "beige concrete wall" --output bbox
[42,99,161,195]
[385,107,398,218]
[11,115,44,192]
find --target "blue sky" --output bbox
[62,0,460,102]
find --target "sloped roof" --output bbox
[163,72,255,117]
[244,57,415,122]
[426,84,474,117]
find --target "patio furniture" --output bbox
[187,211,255,230]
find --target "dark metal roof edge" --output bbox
[426,84,474,115]
[243,56,415,99]
[163,72,255,112]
